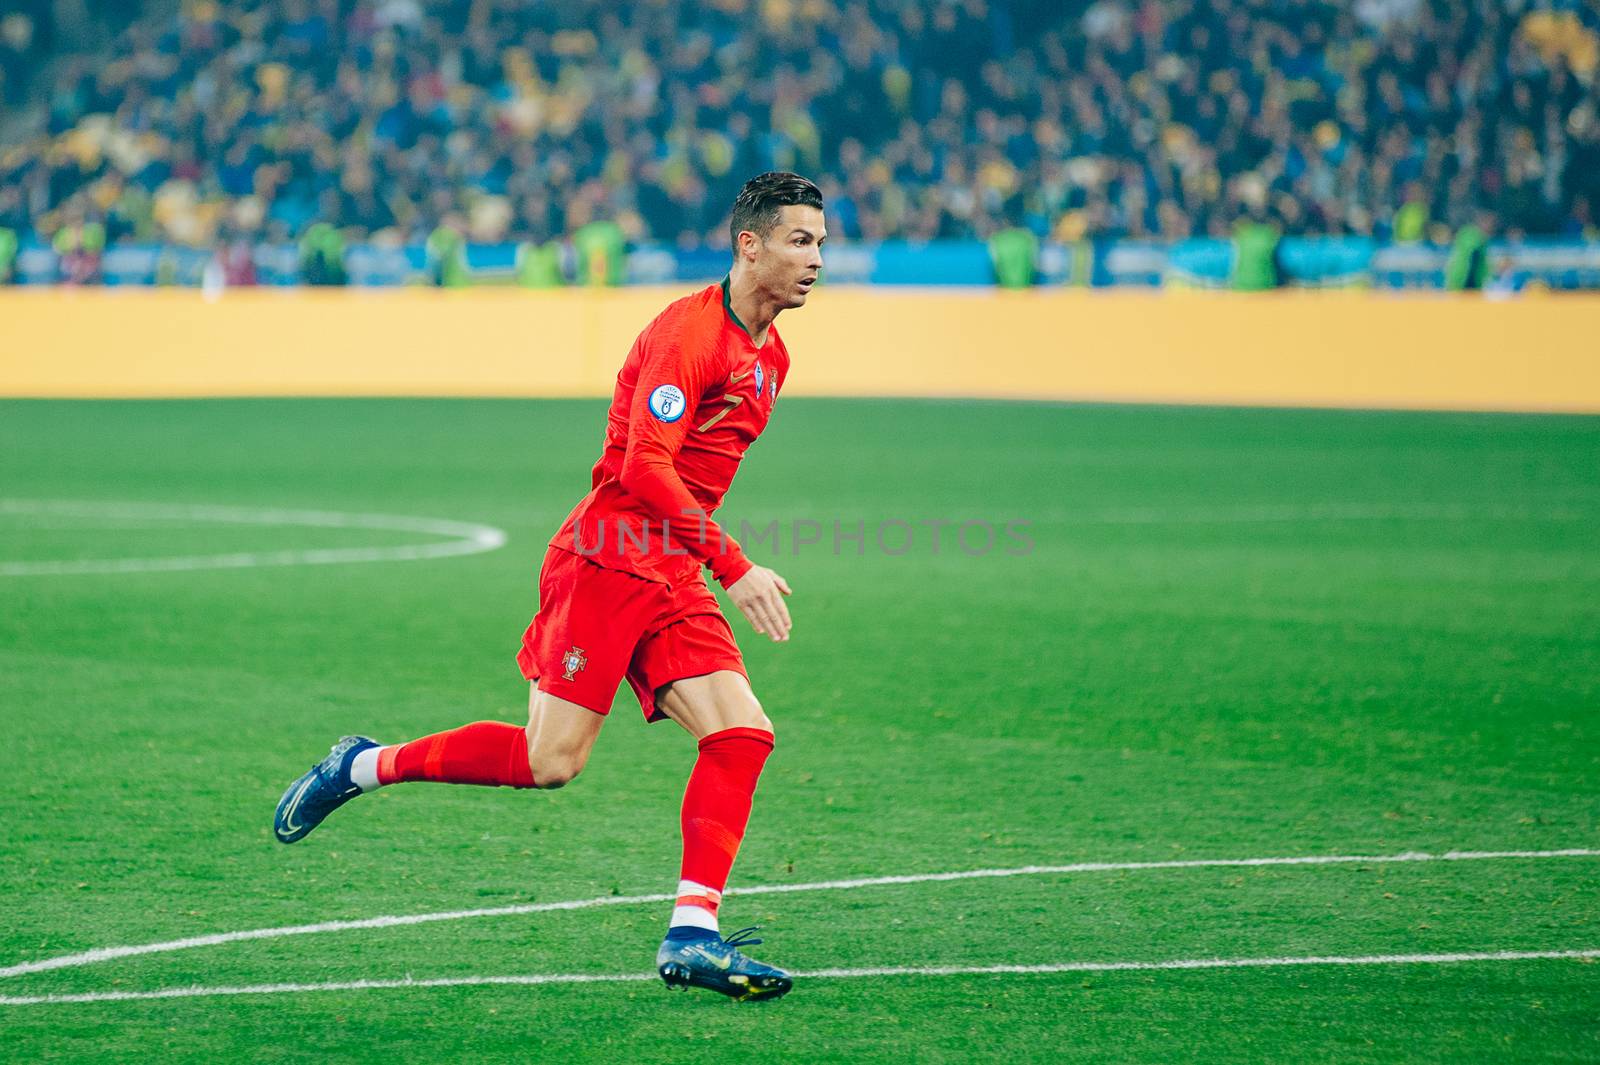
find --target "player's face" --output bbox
[755,205,826,308]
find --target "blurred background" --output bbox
[0,0,1597,292]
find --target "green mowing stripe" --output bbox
[4,949,1598,1007]
[5,848,1596,980]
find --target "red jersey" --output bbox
[550,279,789,590]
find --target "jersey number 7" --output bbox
[697,393,744,432]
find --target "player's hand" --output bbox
[727,566,793,642]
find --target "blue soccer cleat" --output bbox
[656,927,793,1001]
[273,735,379,844]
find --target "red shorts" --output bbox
[517,545,746,722]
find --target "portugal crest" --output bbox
[560,646,588,681]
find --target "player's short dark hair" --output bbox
[729,172,824,254]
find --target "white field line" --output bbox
[0,499,506,576]
[4,848,1596,981]
[3,949,1597,1007]
[1066,503,1592,525]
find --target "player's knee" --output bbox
[727,691,773,735]
[529,751,585,789]
[525,739,589,789]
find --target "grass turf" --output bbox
[0,397,1596,1063]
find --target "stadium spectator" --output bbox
[297,220,347,285]
[0,223,17,284]
[0,0,1595,264]
[215,230,259,286]
[52,206,104,285]
[425,217,470,287]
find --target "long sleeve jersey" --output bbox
[549,279,789,590]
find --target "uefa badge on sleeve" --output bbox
[648,384,686,422]
[753,361,765,399]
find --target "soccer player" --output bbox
[273,172,826,1002]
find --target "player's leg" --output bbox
[655,670,775,937]
[274,546,641,844]
[522,684,605,787]
[353,683,601,790]
[657,670,774,739]
[272,691,603,845]
[653,670,788,1000]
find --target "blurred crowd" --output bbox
[1,0,1598,263]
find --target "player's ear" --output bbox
[736,228,760,262]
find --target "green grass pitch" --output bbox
[1,397,1596,1063]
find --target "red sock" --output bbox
[376,721,536,789]
[672,727,774,931]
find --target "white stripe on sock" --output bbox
[349,748,383,793]
[675,880,721,901]
[668,905,719,933]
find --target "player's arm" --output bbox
[618,320,793,640]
